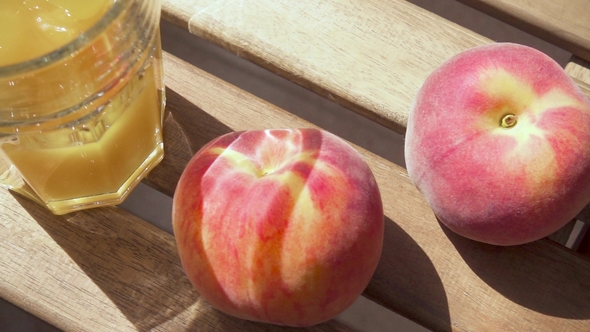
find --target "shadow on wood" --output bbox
[145,88,234,197]
[364,217,451,332]
[14,193,200,331]
[185,297,357,332]
[441,219,590,319]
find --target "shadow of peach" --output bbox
[363,217,451,332]
[186,297,357,331]
[440,219,590,319]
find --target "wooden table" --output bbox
[2,0,590,331]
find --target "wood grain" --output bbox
[0,192,352,332]
[161,0,491,134]
[456,0,590,61]
[161,0,590,135]
[151,52,590,331]
[566,56,590,86]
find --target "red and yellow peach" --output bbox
[172,128,383,326]
[405,43,590,246]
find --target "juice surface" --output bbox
[0,0,114,66]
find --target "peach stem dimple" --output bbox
[500,114,518,129]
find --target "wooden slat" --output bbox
[1,191,191,331]
[456,0,590,61]
[161,0,491,134]
[150,52,590,331]
[161,0,590,134]
[0,191,352,332]
[547,219,577,245]
[566,56,590,85]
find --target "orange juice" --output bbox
[0,1,113,66]
[0,0,165,214]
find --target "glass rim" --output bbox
[0,0,129,77]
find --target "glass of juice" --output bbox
[0,0,165,214]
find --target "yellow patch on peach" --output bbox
[479,69,536,118]
[478,69,584,129]
[482,69,534,97]
[532,89,586,112]
[278,188,317,284]
[474,69,590,193]
[507,138,557,191]
[213,147,262,177]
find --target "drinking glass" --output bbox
[0,0,165,214]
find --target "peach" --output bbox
[405,43,590,246]
[172,128,383,326]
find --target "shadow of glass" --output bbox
[13,193,201,331]
[145,88,234,197]
[440,219,590,319]
[364,217,451,331]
